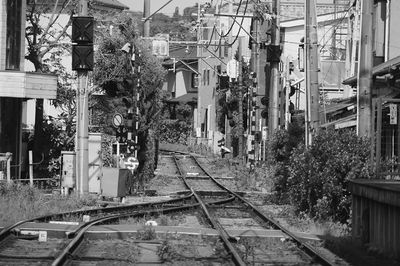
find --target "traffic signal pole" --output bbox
[76,0,89,194]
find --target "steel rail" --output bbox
[52,196,235,266]
[0,197,234,263]
[0,191,193,242]
[173,155,246,266]
[65,194,235,239]
[190,155,335,266]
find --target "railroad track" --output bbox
[0,150,336,265]
[172,153,335,266]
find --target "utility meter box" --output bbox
[61,151,76,188]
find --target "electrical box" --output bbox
[101,168,129,198]
[61,151,76,188]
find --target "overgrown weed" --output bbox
[0,182,97,226]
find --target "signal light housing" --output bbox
[71,16,94,71]
[72,45,94,71]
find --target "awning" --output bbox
[167,93,197,104]
[343,55,400,86]
[322,102,354,114]
[320,114,356,129]
[179,60,200,75]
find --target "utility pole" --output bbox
[268,0,280,134]
[249,1,259,162]
[305,0,319,146]
[284,56,291,130]
[357,0,373,138]
[144,0,150,37]
[238,37,244,163]
[225,0,233,153]
[76,0,89,194]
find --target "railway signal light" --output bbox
[261,96,268,119]
[72,16,94,43]
[72,45,94,71]
[126,140,139,154]
[71,16,94,71]
[218,137,225,147]
[116,126,127,143]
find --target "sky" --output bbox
[118,0,200,16]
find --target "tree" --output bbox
[25,0,78,169]
[94,13,166,190]
[127,8,196,41]
[25,0,124,177]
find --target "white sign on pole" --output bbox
[226,59,239,79]
[262,126,268,141]
[389,104,397,125]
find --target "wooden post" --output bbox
[29,151,33,186]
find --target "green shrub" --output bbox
[286,129,372,223]
[266,123,304,202]
[159,119,191,145]
[101,133,115,167]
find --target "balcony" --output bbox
[0,70,57,99]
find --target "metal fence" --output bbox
[373,98,400,180]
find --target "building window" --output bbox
[191,73,198,88]
[207,70,210,85]
[6,0,22,70]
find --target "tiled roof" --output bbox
[167,93,198,104]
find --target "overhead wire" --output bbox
[200,0,249,54]
[318,5,352,53]
[202,0,245,50]
[213,0,250,51]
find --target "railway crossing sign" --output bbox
[112,113,124,128]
